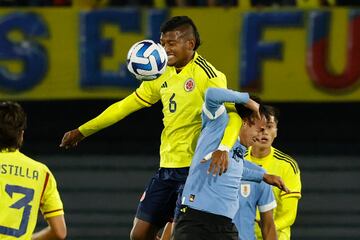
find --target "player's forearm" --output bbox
[32,227,65,240]
[220,109,242,149]
[242,167,264,183]
[274,198,299,230]
[203,88,245,149]
[32,215,67,240]
[79,93,146,137]
[32,227,58,240]
[205,88,249,114]
[262,222,277,240]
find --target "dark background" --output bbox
[22,100,360,240]
[20,100,360,156]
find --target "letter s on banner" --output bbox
[0,13,48,92]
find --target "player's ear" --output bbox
[187,38,195,51]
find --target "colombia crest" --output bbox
[184,78,195,92]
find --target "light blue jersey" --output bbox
[233,160,277,240]
[181,88,264,219]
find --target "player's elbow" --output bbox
[52,226,67,240]
[48,215,67,240]
[204,88,217,102]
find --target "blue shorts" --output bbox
[135,167,189,228]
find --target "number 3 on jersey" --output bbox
[169,93,177,113]
[0,184,34,237]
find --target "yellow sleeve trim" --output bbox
[44,209,64,219]
[135,90,153,107]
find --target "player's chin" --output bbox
[167,56,176,66]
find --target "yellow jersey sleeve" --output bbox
[221,105,242,149]
[79,93,147,137]
[40,170,64,219]
[280,163,302,200]
[205,68,242,150]
[135,74,164,105]
[274,197,299,232]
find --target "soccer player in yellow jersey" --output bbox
[60,16,242,240]
[244,105,301,240]
[0,101,66,240]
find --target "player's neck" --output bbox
[175,52,195,73]
[251,146,271,159]
[175,66,185,73]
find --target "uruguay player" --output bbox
[174,88,289,240]
[234,159,277,240]
[60,16,242,240]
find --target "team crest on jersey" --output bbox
[184,78,195,92]
[189,194,196,202]
[241,184,251,198]
[140,191,146,202]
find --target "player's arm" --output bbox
[242,167,289,193]
[242,167,264,183]
[60,93,147,148]
[205,74,244,175]
[275,164,301,231]
[32,215,66,240]
[218,97,260,152]
[202,88,251,176]
[259,210,277,240]
[35,171,66,240]
[60,79,160,149]
[274,197,299,231]
[257,177,277,240]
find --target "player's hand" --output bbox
[59,129,85,149]
[244,99,261,120]
[201,150,228,176]
[263,174,290,193]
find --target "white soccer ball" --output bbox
[127,39,168,81]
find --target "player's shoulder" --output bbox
[19,151,50,172]
[193,54,225,80]
[272,148,300,174]
[143,67,173,86]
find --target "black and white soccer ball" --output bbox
[127,40,168,81]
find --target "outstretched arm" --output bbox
[203,88,259,176]
[243,169,289,193]
[263,174,290,193]
[60,93,147,149]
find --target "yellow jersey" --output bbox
[134,52,229,168]
[0,150,64,240]
[245,147,302,240]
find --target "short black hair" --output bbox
[235,95,260,120]
[263,105,280,124]
[160,16,201,50]
[0,101,27,150]
[235,95,271,122]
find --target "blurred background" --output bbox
[1,0,360,239]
